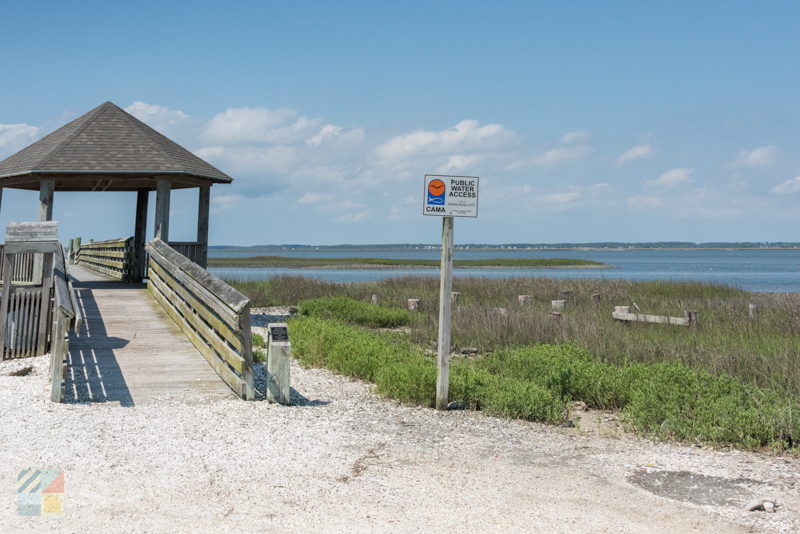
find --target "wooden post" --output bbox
[407,298,420,311]
[371,294,378,305]
[154,180,171,241]
[592,293,601,304]
[267,322,291,405]
[451,291,460,305]
[197,186,210,268]
[684,310,698,327]
[748,303,757,320]
[34,180,55,284]
[436,216,454,411]
[614,306,631,314]
[491,307,508,317]
[518,295,532,305]
[549,311,562,321]
[552,300,566,311]
[39,180,54,221]
[134,189,149,281]
[559,290,572,299]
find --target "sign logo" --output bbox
[427,179,446,205]
[17,469,64,517]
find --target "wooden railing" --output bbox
[146,238,254,400]
[75,237,135,281]
[0,244,36,283]
[50,246,79,403]
[168,241,207,267]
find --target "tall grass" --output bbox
[227,275,800,396]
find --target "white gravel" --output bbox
[1,337,798,533]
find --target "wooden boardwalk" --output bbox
[65,264,235,405]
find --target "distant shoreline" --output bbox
[207,257,608,269]
[209,246,800,252]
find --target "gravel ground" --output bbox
[1,332,798,533]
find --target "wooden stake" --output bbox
[407,298,420,311]
[436,216,454,411]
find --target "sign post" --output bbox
[422,174,479,410]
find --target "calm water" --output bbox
[208,248,800,292]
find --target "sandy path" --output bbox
[0,350,797,533]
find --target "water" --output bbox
[208,248,800,292]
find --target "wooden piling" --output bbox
[518,295,532,305]
[748,303,757,320]
[408,298,420,311]
[684,310,698,327]
[371,294,378,305]
[592,293,601,304]
[551,300,566,311]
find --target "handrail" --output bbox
[75,237,135,282]
[50,245,76,403]
[167,241,208,267]
[145,238,254,400]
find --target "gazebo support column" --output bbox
[33,180,55,283]
[197,186,210,268]
[133,189,149,282]
[154,180,171,241]
[39,179,54,221]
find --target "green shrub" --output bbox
[252,332,266,348]
[299,296,413,328]
[622,362,799,449]
[253,348,266,363]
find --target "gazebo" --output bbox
[0,101,232,278]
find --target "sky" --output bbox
[1,0,799,246]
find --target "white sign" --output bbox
[422,174,479,218]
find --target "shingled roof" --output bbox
[0,101,232,191]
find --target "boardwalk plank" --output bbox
[65,264,236,404]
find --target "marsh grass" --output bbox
[230,275,800,395]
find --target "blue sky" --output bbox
[1,1,799,245]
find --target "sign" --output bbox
[422,174,479,218]
[270,326,289,342]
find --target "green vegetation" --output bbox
[209,256,604,269]
[299,296,413,328]
[252,332,267,363]
[229,276,800,451]
[289,315,798,450]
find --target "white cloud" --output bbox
[125,101,188,132]
[560,131,589,144]
[771,176,800,195]
[297,192,329,204]
[543,184,608,206]
[646,167,694,189]
[616,144,652,166]
[0,123,39,154]
[203,107,320,145]
[436,154,482,174]
[305,124,364,147]
[525,144,593,167]
[211,194,244,213]
[734,145,777,168]
[376,120,514,162]
[626,187,751,220]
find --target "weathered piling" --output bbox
[408,298,420,311]
[748,303,758,320]
[371,294,378,305]
[551,300,566,311]
[518,295,532,305]
[592,293,601,304]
